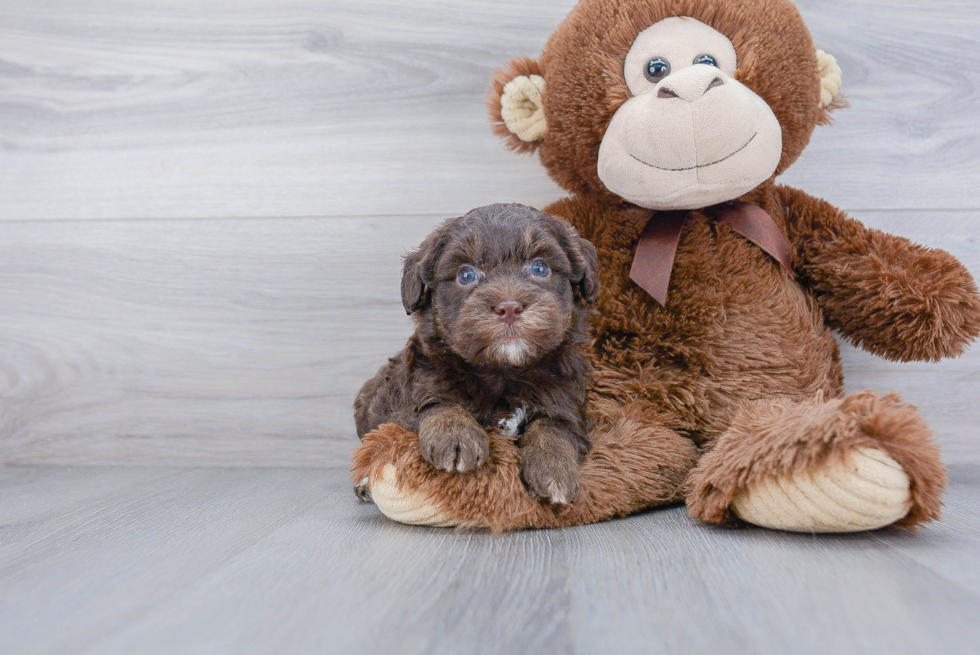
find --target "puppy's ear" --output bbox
[569,237,600,306]
[400,222,451,314]
[542,212,600,305]
[400,247,428,315]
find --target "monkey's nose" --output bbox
[494,300,524,325]
[657,72,725,102]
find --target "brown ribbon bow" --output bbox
[629,202,794,305]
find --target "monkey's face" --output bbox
[488,0,843,207]
[597,17,783,210]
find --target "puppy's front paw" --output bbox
[520,449,581,505]
[419,409,489,473]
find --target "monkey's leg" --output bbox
[349,402,698,532]
[686,391,946,532]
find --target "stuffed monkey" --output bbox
[352,0,980,533]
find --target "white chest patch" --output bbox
[498,406,529,437]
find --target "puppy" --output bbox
[354,203,599,504]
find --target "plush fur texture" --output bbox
[352,0,980,531]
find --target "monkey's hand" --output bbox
[780,185,980,362]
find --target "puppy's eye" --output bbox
[530,261,550,278]
[644,57,670,82]
[457,266,478,285]
[694,54,718,67]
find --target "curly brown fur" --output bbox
[354,203,600,503]
[547,189,848,446]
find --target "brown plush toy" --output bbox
[351,0,980,533]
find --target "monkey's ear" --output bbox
[488,56,547,153]
[571,237,601,306]
[816,49,847,125]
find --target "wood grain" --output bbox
[0,467,330,653]
[1,210,978,467]
[0,0,978,221]
[1,0,978,466]
[0,214,436,466]
[871,464,980,598]
[1,465,978,654]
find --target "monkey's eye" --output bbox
[457,266,478,285]
[644,57,671,82]
[694,54,718,67]
[529,261,550,278]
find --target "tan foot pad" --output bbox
[731,447,912,533]
[368,464,461,528]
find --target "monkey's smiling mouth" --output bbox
[630,133,757,172]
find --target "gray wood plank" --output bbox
[562,505,980,654]
[0,466,182,555]
[91,492,576,655]
[0,0,978,221]
[0,467,332,654]
[784,0,980,212]
[0,0,571,222]
[2,210,979,467]
[1,465,977,654]
[870,463,980,597]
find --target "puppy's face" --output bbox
[434,225,571,368]
[402,204,599,368]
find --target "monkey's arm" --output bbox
[778,185,980,362]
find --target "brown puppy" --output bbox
[354,203,599,504]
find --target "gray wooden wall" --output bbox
[1,0,978,468]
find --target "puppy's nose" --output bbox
[494,300,524,325]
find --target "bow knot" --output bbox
[628,202,794,305]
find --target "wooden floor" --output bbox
[0,465,978,654]
[2,0,980,652]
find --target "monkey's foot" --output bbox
[368,464,460,527]
[731,447,911,532]
[687,391,946,532]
